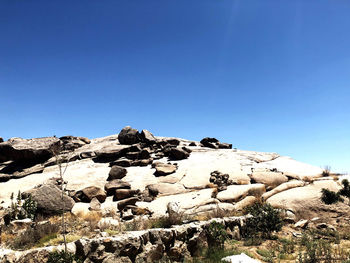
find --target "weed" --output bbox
[205,221,228,248]
[47,250,82,263]
[242,202,283,240]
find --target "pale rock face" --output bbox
[250,171,288,189]
[232,196,257,211]
[253,156,323,180]
[266,180,341,217]
[147,183,187,196]
[176,150,250,189]
[216,184,266,203]
[262,180,306,201]
[137,189,215,216]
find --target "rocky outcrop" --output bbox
[25,184,75,215]
[1,216,250,263]
[0,137,60,164]
[140,130,157,144]
[165,147,190,160]
[118,126,141,145]
[200,137,232,149]
[250,171,288,190]
[107,166,127,180]
[59,135,91,151]
[77,186,107,203]
[0,137,3,143]
[216,184,265,203]
[105,180,131,196]
[153,162,177,176]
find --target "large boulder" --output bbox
[153,162,177,176]
[80,186,107,203]
[118,126,141,145]
[105,179,131,196]
[0,137,3,143]
[140,130,157,144]
[200,137,232,149]
[114,189,140,201]
[250,171,288,189]
[0,137,60,164]
[26,184,75,215]
[59,135,90,151]
[94,144,136,162]
[216,184,266,203]
[262,180,305,201]
[266,180,344,218]
[165,147,190,160]
[107,166,127,180]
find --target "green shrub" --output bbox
[8,191,37,222]
[242,202,283,239]
[205,221,228,248]
[47,250,82,263]
[11,222,59,249]
[321,179,350,205]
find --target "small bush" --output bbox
[47,250,82,263]
[205,221,228,248]
[321,179,350,205]
[11,222,59,249]
[242,202,283,239]
[8,191,37,223]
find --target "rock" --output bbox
[81,186,107,203]
[89,197,101,211]
[294,219,309,229]
[200,137,219,148]
[167,241,190,262]
[0,137,3,143]
[0,137,60,164]
[135,243,164,262]
[316,223,336,231]
[94,144,140,163]
[253,156,323,180]
[117,197,140,211]
[164,138,180,146]
[140,130,157,144]
[217,142,232,149]
[147,183,186,196]
[166,147,190,160]
[251,171,288,189]
[216,184,266,203]
[122,209,134,220]
[262,180,305,201]
[118,126,141,145]
[0,163,44,182]
[266,180,341,217]
[232,196,257,211]
[154,162,177,176]
[189,142,196,147]
[107,166,127,180]
[27,184,75,215]
[139,149,151,159]
[102,255,132,263]
[110,158,132,167]
[59,135,90,151]
[105,180,131,196]
[114,189,140,201]
[222,253,260,263]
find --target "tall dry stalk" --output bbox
[53,144,72,253]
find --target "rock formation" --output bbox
[0,125,347,262]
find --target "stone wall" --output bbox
[1,216,248,263]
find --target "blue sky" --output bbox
[0,1,349,173]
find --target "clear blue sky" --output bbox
[0,1,349,173]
